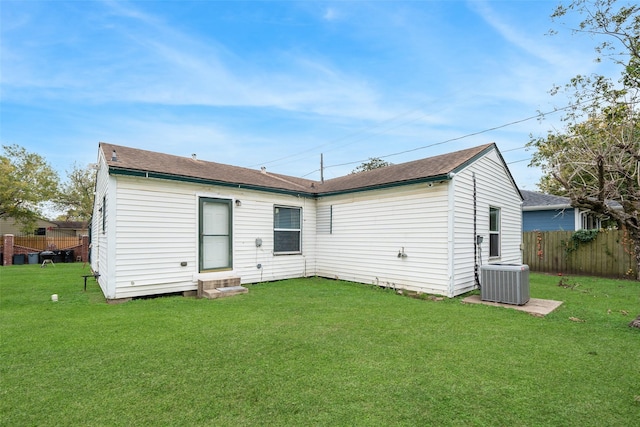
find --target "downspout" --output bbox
[473,173,480,288]
[447,173,456,297]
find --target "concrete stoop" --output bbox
[202,286,249,299]
[198,277,247,300]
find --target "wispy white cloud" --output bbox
[469,0,606,77]
[2,0,393,122]
[470,1,569,66]
[323,7,340,22]
[3,0,608,190]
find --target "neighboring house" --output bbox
[50,221,89,237]
[521,190,604,231]
[0,217,87,236]
[0,217,58,235]
[91,142,523,301]
[1,217,90,265]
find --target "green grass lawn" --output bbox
[1,264,639,426]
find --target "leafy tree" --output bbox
[528,0,640,277]
[0,145,59,230]
[351,157,392,174]
[54,163,96,222]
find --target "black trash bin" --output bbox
[64,250,74,263]
[13,254,26,265]
[52,250,64,263]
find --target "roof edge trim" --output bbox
[451,143,523,201]
[522,205,571,211]
[317,175,451,197]
[109,167,316,198]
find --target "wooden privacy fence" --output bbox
[522,230,636,279]
[14,235,81,251]
[2,234,89,266]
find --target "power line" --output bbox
[301,105,571,177]
[502,145,528,153]
[507,158,531,165]
[245,102,441,169]
[268,91,608,178]
[246,85,498,170]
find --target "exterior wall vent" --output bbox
[480,264,530,305]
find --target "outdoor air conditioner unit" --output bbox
[480,264,530,305]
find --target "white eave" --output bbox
[522,204,571,212]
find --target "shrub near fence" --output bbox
[523,230,636,279]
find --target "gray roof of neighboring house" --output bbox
[51,221,89,230]
[521,190,623,211]
[100,142,515,197]
[521,190,571,210]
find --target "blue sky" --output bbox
[0,0,618,189]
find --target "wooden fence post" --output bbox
[81,235,89,262]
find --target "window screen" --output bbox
[489,207,500,258]
[274,206,301,253]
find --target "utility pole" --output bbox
[320,153,324,183]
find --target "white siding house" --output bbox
[314,147,522,297]
[91,142,522,301]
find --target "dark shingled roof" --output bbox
[521,189,622,210]
[315,143,495,195]
[51,221,89,229]
[521,190,570,209]
[100,142,500,196]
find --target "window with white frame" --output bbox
[580,211,601,230]
[274,206,301,253]
[489,206,500,258]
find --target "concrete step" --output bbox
[202,286,248,300]
[197,277,242,298]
